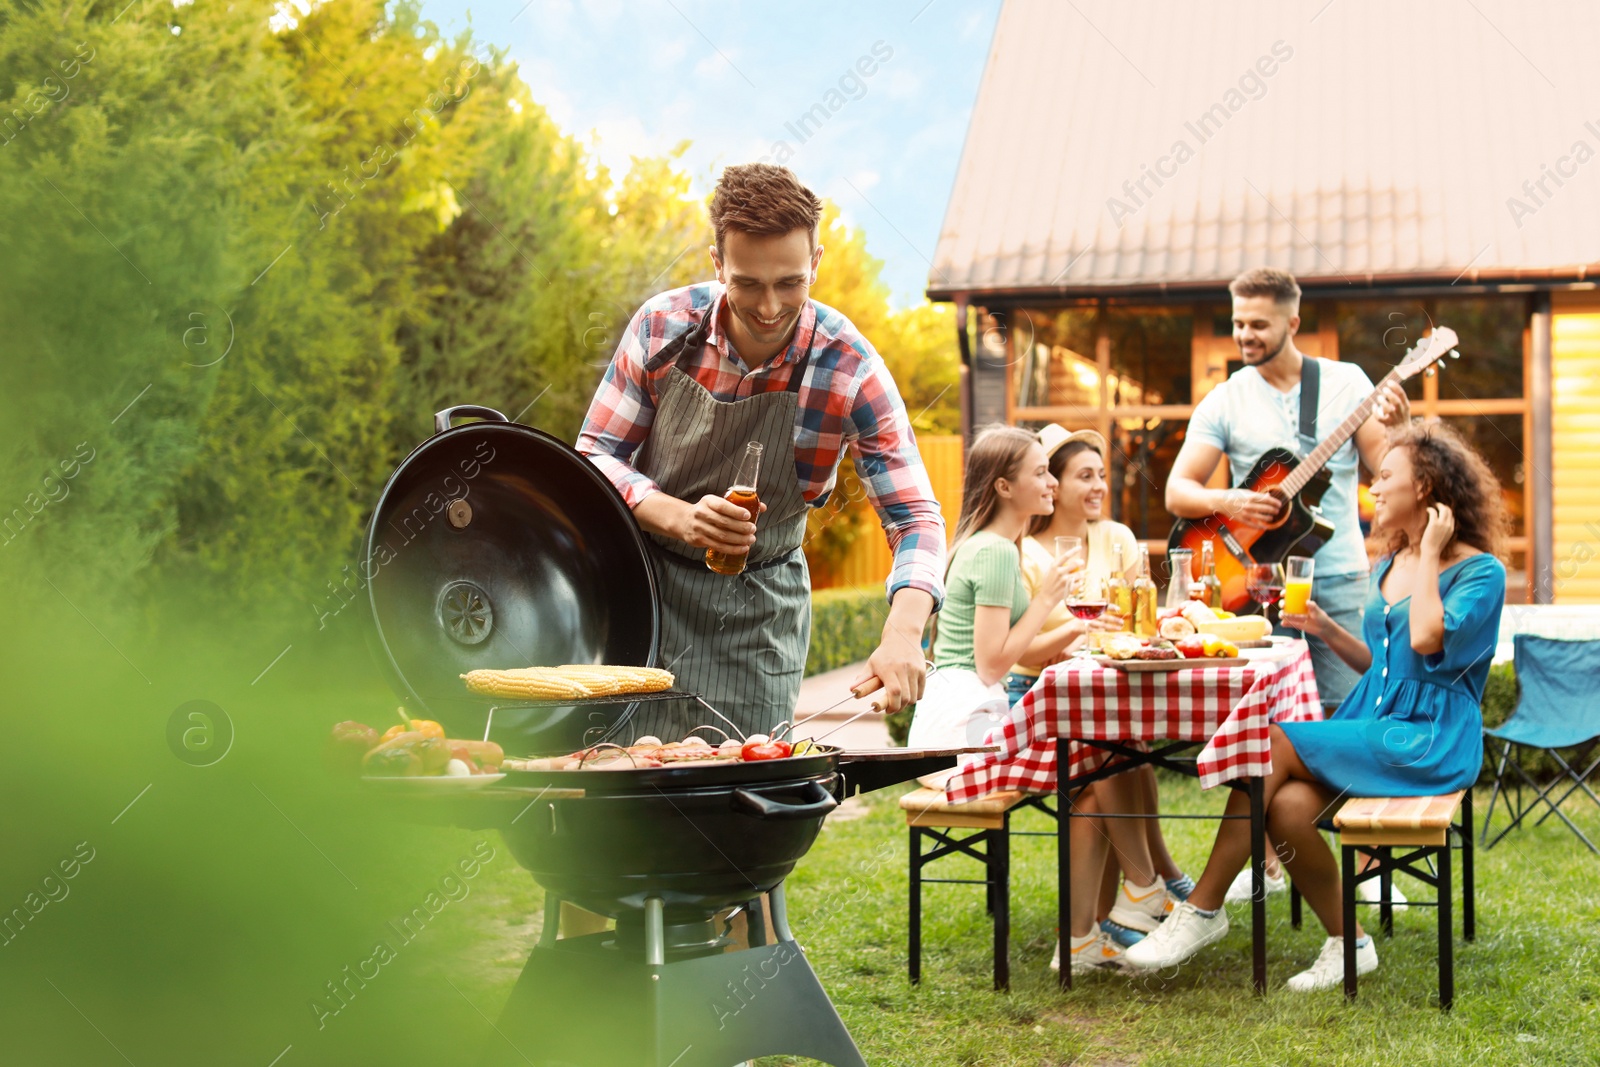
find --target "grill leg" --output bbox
[769,881,794,943]
[908,826,922,985]
[1439,842,1454,1012]
[1290,882,1303,929]
[1379,847,1395,938]
[745,896,767,948]
[1342,844,1359,1001]
[993,820,1010,992]
[540,891,562,949]
[642,897,664,967]
[1461,790,1476,942]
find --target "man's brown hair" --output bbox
[708,164,823,256]
[1229,267,1301,310]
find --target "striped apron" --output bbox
[627,320,815,742]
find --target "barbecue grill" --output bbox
[366,406,969,1067]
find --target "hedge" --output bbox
[806,585,890,678]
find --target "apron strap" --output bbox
[642,299,819,390]
[642,306,713,374]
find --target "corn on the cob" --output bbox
[461,669,590,699]
[555,665,674,694]
[460,664,674,700]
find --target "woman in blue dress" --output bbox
[1125,421,1509,991]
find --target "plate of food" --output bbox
[1096,630,1247,671]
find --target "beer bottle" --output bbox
[1133,544,1159,638]
[1106,541,1133,632]
[705,441,763,575]
[1200,539,1224,611]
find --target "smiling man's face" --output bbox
[1231,294,1299,366]
[711,228,822,362]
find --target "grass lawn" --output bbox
[447,772,1600,1066]
[772,775,1600,1067]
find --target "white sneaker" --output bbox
[1106,879,1176,933]
[1284,935,1378,992]
[1050,931,1129,974]
[1122,900,1229,970]
[1356,877,1409,913]
[1224,867,1287,904]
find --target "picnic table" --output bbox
[947,638,1324,992]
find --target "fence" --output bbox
[813,434,963,591]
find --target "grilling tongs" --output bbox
[780,662,939,744]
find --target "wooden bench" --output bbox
[1331,790,1476,1010]
[901,787,1055,991]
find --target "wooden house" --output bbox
[928,0,1600,603]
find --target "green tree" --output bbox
[802,206,960,581]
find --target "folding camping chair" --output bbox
[1480,634,1600,854]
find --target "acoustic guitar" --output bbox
[1167,328,1460,613]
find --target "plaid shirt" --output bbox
[577,282,946,607]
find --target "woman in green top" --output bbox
[930,426,1073,682]
[924,425,1173,976]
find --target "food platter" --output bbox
[1093,655,1250,672]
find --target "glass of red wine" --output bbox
[1246,562,1286,625]
[1066,575,1109,658]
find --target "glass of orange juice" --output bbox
[1283,555,1315,615]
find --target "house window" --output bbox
[1335,295,1531,599]
[1004,295,1534,598]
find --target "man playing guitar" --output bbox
[1166,268,1410,710]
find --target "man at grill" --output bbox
[578,163,946,739]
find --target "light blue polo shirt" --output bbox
[1188,359,1375,579]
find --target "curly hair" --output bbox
[1368,420,1510,560]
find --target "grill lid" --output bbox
[364,405,660,755]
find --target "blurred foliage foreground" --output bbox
[0,587,540,1065]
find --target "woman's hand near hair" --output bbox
[1418,503,1456,561]
[1282,600,1371,673]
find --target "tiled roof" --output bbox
[929,0,1600,299]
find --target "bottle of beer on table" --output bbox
[1133,544,1159,638]
[1107,541,1133,632]
[705,441,763,575]
[1199,539,1224,610]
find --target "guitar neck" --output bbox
[1280,368,1398,496]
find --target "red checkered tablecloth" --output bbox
[945,642,1325,801]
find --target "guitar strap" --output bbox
[1298,354,1319,453]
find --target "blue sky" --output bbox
[415,0,1002,305]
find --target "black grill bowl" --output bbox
[498,771,839,922]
